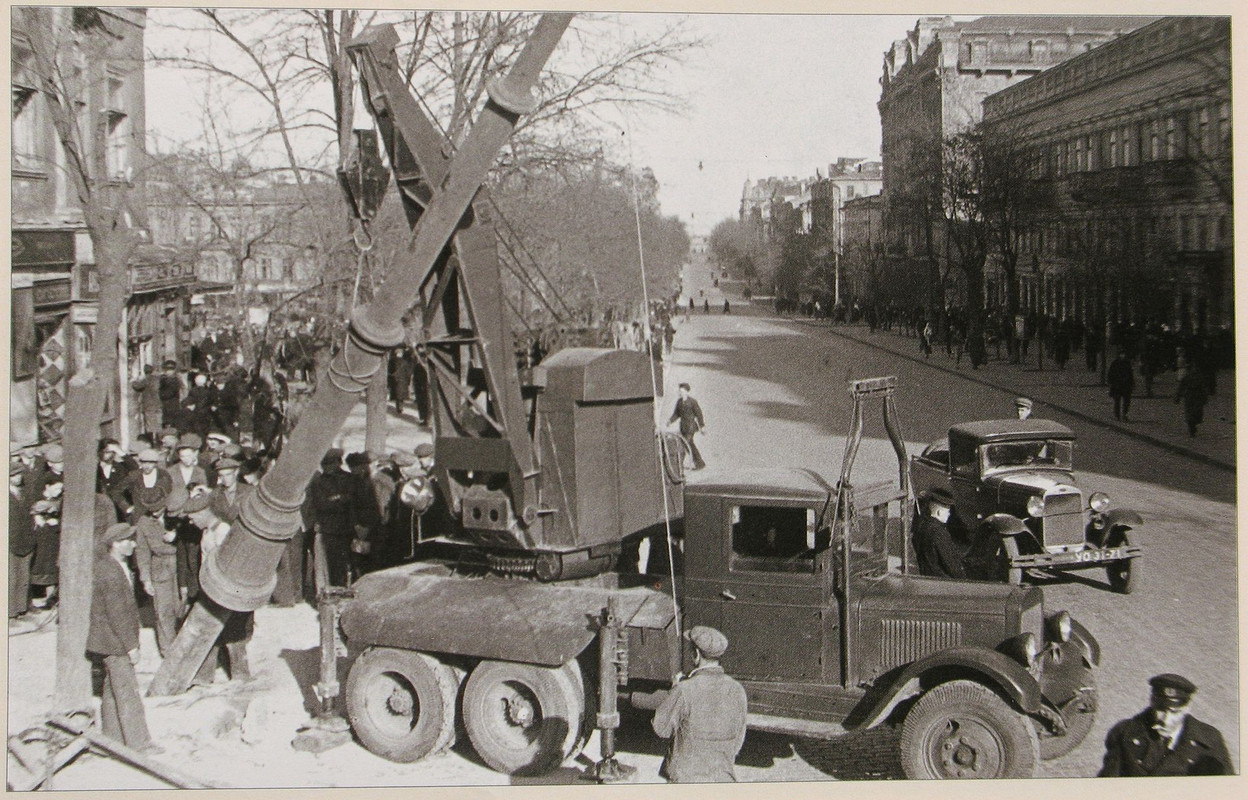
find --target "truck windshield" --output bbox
[981,439,1073,473]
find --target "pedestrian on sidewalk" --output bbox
[89,522,158,753]
[668,383,707,471]
[1175,364,1209,438]
[1108,350,1135,422]
[920,321,934,359]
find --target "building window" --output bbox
[1029,39,1050,61]
[1165,116,1178,160]
[1149,119,1162,161]
[1218,102,1230,153]
[1075,137,1085,172]
[969,40,988,64]
[1198,107,1212,154]
[1109,129,1119,167]
[12,44,44,170]
[104,75,130,181]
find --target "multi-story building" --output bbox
[146,160,325,313]
[11,7,191,447]
[739,176,812,238]
[839,194,887,304]
[981,16,1231,335]
[810,158,883,305]
[877,14,1157,308]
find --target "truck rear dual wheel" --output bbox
[900,680,1040,779]
[345,647,461,762]
[462,659,585,775]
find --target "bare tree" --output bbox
[17,7,146,706]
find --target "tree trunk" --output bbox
[55,229,131,709]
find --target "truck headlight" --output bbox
[1048,611,1072,643]
[1089,492,1110,513]
[1015,632,1039,666]
[1026,496,1045,518]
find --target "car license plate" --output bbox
[1072,547,1123,563]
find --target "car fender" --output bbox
[853,646,1042,730]
[1102,508,1142,531]
[981,513,1029,538]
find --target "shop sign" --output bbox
[132,260,196,293]
[33,278,72,308]
[12,229,76,270]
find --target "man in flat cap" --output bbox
[651,625,748,782]
[913,488,965,579]
[88,522,158,753]
[133,490,179,656]
[1015,396,1034,420]
[181,493,254,684]
[1099,673,1234,776]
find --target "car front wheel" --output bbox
[900,680,1040,779]
[1105,530,1139,594]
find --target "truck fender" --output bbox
[340,566,673,668]
[1068,618,1101,667]
[854,647,1042,730]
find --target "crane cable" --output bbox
[621,118,682,642]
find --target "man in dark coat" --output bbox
[306,449,356,587]
[131,365,164,436]
[1175,365,1210,438]
[134,491,179,657]
[912,489,965,579]
[668,383,707,470]
[1099,674,1234,776]
[652,625,748,782]
[1108,350,1135,422]
[88,522,156,752]
[158,360,182,426]
[9,462,35,620]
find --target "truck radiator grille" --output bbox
[880,619,963,669]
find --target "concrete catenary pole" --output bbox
[149,12,573,695]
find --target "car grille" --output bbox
[879,619,962,670]
[1042,489,1084,548]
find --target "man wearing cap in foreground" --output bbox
[651,625,748,782]
[181,492,254,683]
[1015,396,1033,420]
[912,488,965,579]
[133,489,179,656]
[89,522,158,753]
[1099,673,1234,776]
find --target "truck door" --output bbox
[688,500,837,683]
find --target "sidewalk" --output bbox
[804,321,1236,471]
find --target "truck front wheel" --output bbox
[1105,530,1139,594]
[345,647,461,762]
[900,680,1040,779]
[462,659,585,775]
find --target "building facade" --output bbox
[11,7,191,448]
[877,15,1157,309]
[981,15,1232,335]
[810,158,883,305]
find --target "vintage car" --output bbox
[911,419,1143,593]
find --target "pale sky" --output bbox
[143,10,918,237]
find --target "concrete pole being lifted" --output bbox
[149,12,574,696]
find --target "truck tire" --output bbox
[1105,530,1138,594]
[345,647,460,763]
[900,679,1040,779]
[1036,673,1097,760]
[462,659,585,775]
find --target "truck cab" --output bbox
[677,463,1100,778]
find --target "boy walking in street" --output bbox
[668,383,707,471]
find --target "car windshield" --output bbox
[981,439,1073,473]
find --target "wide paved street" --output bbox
[673,256,1239,779]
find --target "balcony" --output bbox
[1064,161,1197,205]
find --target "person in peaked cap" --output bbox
[110,448,173,523]
[1015,396,1034,420]
[88,520,158,753]
[912,488,965,579]
[651,625,748,783]
[1099,673,1234,776]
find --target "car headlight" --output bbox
[1048,611,1072,643]
[1025,495,1045,518]
[1089,492,1110,513]
[1015,632,1039,666]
